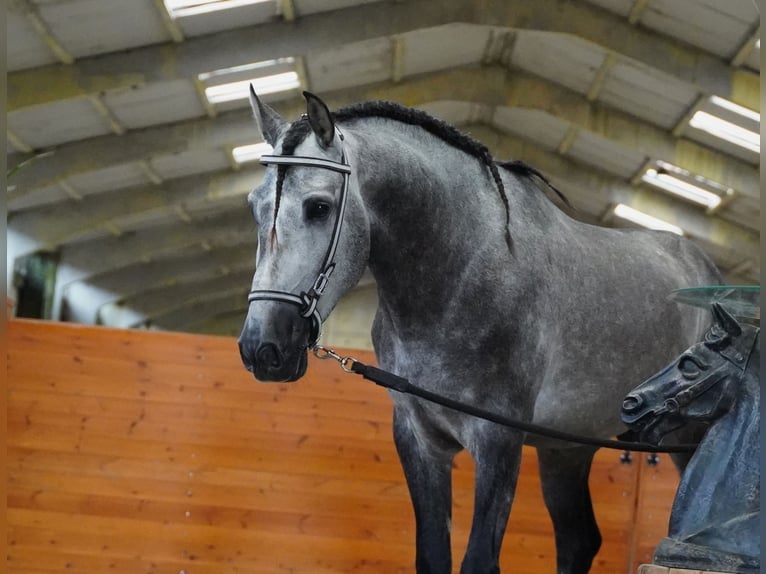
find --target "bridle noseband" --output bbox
[247,129,351,347]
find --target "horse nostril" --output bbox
[622,395,642,412]
[256,343,283,369]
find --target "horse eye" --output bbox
[305,200,331,221]
[678,357,701,379]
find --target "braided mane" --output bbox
[276,100,560,251]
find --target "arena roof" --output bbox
[6,0,761,337]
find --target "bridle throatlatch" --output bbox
[247,128,352,347]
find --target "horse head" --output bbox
[238,89,370,382]
[621,303,751,444]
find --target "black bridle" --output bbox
[247,129,352,347]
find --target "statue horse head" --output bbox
[621,303,757,444]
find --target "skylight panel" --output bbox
[687,96,760,154]
[164,0,272,18]
[205,73,300,104]
[640,160,733,211]
[612,204,684,236]
[199,58,300,105]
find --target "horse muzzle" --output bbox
[621,393,686,445]
[238,304,312,382]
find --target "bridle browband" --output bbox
[247,128,352,347]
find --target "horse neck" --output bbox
[343,119,513,325]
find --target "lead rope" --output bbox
[312,344,697,454]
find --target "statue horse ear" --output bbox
[711,302,742,337]
[249,84,288,146]
[303,91,335,148]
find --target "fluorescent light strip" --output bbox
[709,95,760,123]
[198,57,294,81]
[613,204,684,235]
[205,72,301,104]
[689,111,760,153]
[165,0,272,18]
[641,169,722,209]
[204,72,300,104]
[232,142,273,164]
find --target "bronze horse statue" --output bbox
[622,303,759,573]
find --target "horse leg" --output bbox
[537,446,602,574]
[393,406,458,574]
[460,429,525,574]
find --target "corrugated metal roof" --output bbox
[6,0,761,335]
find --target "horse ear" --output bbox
[249,84,288,146]
[711,303,742,337]
[303,91,335,148]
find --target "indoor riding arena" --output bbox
[6,1,760,574]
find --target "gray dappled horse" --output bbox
[622,304,759,573]
[237,90,722,574]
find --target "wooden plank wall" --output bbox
[7,319,678,573]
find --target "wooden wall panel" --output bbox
[7,319,677,573]
[629,455,680,572]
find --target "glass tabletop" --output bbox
[670,285,760,323]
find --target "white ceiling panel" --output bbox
[8,182,71,213]
[640,0,753,58]
[512,32,604,95]
[38,0,169,58]
[6,8,59,71]
[178,1,276,37]
[492,108,569,151]
[683,126,759,165]
[306,37,391,92]
[566,130,644,178]
[415,101,481,126]
[66,163,150,195]
[401,24,490,78]
[63,226,116,245]
[103,80,206,130]
[598,62,697,129]
[720,200,760,232]
[744,42,760,72]
[294,0,380,17]
[110,207,181,232]
[150,149,231,180]
[8,97,113,148]
[694,0,760,21]
[186,195,247,219]
[581,0,634,17]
